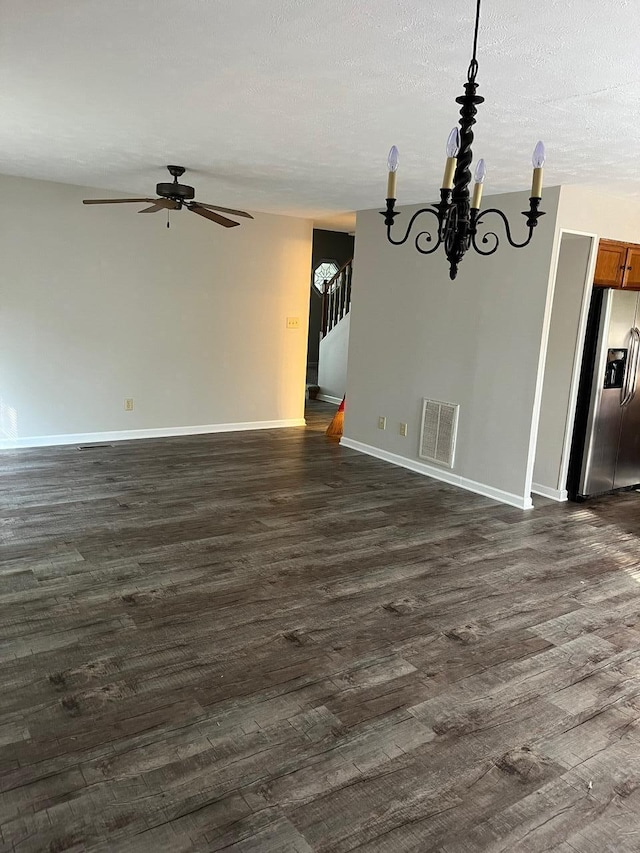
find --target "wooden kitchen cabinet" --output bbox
[623,246,640,289]
[594,240,627,288]
[594,239,640,290]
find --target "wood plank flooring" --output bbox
[1,401,640,851]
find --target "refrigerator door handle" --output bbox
[620,333,632,407]
[621,327,640,407]
[627,327,640,406]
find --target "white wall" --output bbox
[343,188,560,509]
[0,174,312,446]
[318,314,350,402]
[532,234,593,498]
[557,186,640,244]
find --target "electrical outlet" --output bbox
[286,316,300,329]
[378,416,386,430]
[399,422,408,437]
[124,398,134,412]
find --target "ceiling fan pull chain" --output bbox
[167,210,170,229]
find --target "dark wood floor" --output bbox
[2,402,640,852]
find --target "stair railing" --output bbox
[321,258,353,338]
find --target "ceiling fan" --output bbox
[83,165,253,228]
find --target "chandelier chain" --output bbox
[471,0,481,64]
[467,0,482,81]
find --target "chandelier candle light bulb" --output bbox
[442,128,461,190]
[531,140,545,199]
[387,145,399,199]
[471,158,486,209]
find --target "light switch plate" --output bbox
[399,422,408,437]
[378,416,386,430]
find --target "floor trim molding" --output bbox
[317,393,342,405]
[531,482,569,502]
[0,419,307,450]
[340,436,533,510]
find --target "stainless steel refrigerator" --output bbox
[568,288,640,500]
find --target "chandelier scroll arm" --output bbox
[470,201,546,256]
[380,201,448,254]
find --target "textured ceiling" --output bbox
[1,0,640,231]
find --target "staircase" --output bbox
[316,258,353,403]
[321,258,353,338]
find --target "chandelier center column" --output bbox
[446,73,484,279]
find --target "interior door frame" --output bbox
[528,228,599,503]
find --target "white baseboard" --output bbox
[0,418,307,450]
[531,482,568,502]
[340,436,533,510]
[317,393,342,405]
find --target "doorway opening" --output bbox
[306,229,354,395]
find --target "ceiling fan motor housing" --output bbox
[156,181,195,200]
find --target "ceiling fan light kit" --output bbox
[83,165,254,229]
[381,0,546,280]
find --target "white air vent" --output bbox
[419,399,459,468]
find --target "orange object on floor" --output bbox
[326,396,345,439]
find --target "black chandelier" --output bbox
[381,0,546,280]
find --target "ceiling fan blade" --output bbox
[138,199,179,213]
[187,203,240,228]
[195,203,254,219]
[83,198,156,205]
